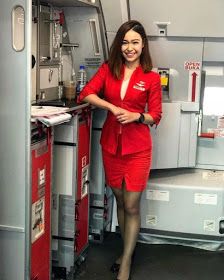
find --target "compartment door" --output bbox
[0,0,31,279]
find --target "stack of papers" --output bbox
[31,106,72,127]
[217,116,224,129]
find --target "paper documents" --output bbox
[31,106,72,126]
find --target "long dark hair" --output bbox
[108,20,153,79]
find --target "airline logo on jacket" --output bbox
[133,81,145,91]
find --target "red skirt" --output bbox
[102,144,152,192]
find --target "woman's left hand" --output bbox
[116,108,140,124]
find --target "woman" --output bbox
[78,20,162,280]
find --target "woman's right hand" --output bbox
[110,105,122,117]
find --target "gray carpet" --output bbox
[74,233,224,280]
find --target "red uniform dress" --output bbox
[79,63,162,191]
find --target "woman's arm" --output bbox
[115,109,154,125]
[78,63,122,117]
[83,94,121,116]
[147,73,162,125]
[139,112,154,125]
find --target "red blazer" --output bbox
[79,63,162,155]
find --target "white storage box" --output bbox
[140,168,224,249]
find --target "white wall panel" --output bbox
[100,0,128,32]
[130,0,224,37]
[203,39,224,62]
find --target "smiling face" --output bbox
[121,29,144,68]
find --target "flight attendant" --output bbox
[78,20,162,280]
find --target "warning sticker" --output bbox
[82,156,87,167]
[202,171,224,181]
[146,189,170,201]
[194,193,217,205]
[31,197,45,243]
[204,220,215,232]
[146,215,157,226]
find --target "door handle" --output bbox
[49,69,53,82]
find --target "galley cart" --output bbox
[89,108,114,243]
[31,125,52,279]
[52,107,92,279]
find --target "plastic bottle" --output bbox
[76,65,87,95]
